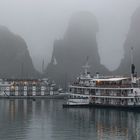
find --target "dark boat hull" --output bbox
[63,103,140,111]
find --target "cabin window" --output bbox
[91,89,95,95]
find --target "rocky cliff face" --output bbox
[0,26,37,78]
[116,7,140,75]
[46,12,109,87]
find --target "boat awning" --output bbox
[91,77,129,82]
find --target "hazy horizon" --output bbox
[0,0,140,72]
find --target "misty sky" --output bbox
[0,0,140,72]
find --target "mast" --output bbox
[131,47,135,74]
[131,47,137,84]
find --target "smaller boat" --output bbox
[65,97,89,105]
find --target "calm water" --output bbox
[0,99,140,140]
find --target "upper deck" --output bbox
[70,76,140,89]
[70,55,140,90]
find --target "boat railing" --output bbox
[71,83,140,88]
[95,84,132,88]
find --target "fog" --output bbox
[0,0,139,71]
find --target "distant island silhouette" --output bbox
[115,6,140,75]
[0,25,37,78]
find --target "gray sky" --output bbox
[0,0,140,71]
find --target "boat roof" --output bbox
[91,77,129,82]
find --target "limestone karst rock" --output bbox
[116,7,140,75]
[0,26,37,78]
[46,12,109,87]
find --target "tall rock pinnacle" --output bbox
[46,11,109,87]
[116,7,140,75]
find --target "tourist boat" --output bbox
[63,50,140,110]
[0,78,65,98]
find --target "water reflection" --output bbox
[0,99,140,140]
[0,99,31,140]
